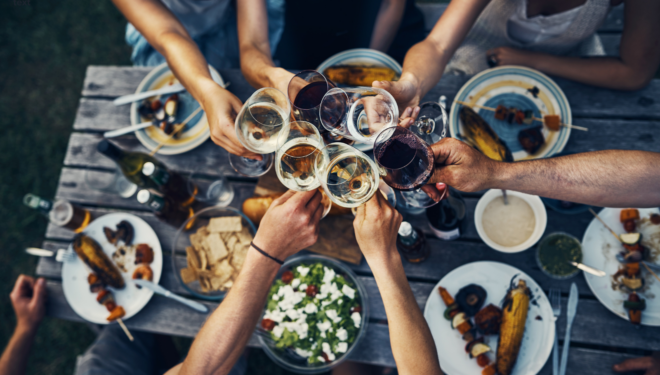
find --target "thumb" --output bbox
[613,357,654,372]
[29,278,47,308]
[373,80,401,96]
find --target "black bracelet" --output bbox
[250,241,284,265]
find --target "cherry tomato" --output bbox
[321,353,330,362]
[150,100,162,111]
[261,319,276,331]
[281,271,294,284]
[623,220,636,233]
[306,285,318,297]
[476,353,490,368]
[105,300,117,312]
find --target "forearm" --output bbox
[239,46,290,90]
[0,326,37,375]
[178,249,280,375]
[491,150,660,207]
[369,0,405,52]
[366,251,441,375]
[399,41,449,101]
[531,54,653,91]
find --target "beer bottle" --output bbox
[141,162,197,207]
[96,140,162,189]
[136,189,194,229]
[396,221,429,263]
[23,194,91,233]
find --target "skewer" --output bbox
[454,100,588,131]
[116,318,134,341]
[149,106,203,156]
[588,208,660,283]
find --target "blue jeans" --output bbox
[125,0,284,69]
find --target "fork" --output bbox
[25,247,76,263]
[550,288,561,375]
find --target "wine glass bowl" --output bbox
[235,87,290,154]
[275,121,323,191]
[314,143,379,208]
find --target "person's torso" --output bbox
[160,0,233,37]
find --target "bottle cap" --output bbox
[142,162,155,176]
[136,189,151,204]
[23,194,41,208]
[398,221,413,236]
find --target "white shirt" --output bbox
[507,0,586,45]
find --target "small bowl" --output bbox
[260,255,369,374]
[171,206,257,301]
[536,232,583,280]
[474,189,547,253]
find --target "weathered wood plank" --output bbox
[44,280,395,366]
[63,132,243,178]
[55,167,254,211]
[415,3,624,33]
[73,98,131,131]
[536,347,636,375]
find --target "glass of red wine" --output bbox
[374,101,448,208]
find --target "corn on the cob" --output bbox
[323,66,399,86]
[496,279,530,375]
[459,107,513,162]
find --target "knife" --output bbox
[568,261,606,277]
[132,279,208,313]
[113,83,185,106]
[559,283,579,375]
[103,121,153,138]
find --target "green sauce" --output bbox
[538,234,582,276]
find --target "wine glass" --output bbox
[275,120,332,216]
[187,173,234,207]
[314,142,380,208]
[375,101,449,208]
[319,87,398,144]
[229,87,290,177]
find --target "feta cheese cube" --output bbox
[336,342,348,353]
[272,325,284,338]
[351,312,361,328]
[336,328,348,341]
[291,278,301,289]
[342,285,356,299]
[322,267,336,284]
[297,266,310,277]
[304,303,318,314]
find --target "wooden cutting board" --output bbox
[255,170,363,265]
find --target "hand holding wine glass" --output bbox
[353,192,402,261]
[428,137,498,193]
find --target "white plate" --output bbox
[581,207,660,326]
[424,261,554,375]
[130,63,225,155]
[450,66,571,160]
[62,213,163,324]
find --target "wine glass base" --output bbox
[400,189,440,209]
[228,153,273,177]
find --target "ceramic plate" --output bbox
[424,261,554,375]
[581,207,660,325]
[130,62,225,155]
[450,66,571,160]
[62,213,163,324]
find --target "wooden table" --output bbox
[35,65,660,374]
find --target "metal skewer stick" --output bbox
[116,318,134,341]
[454,100,588,131]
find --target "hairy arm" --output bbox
[369,0,407,52]
[354,194,441,375]
[0,327,37,375]
[430,138,660,208]
[237,0,293,95]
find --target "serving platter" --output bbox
[130,62,225,155]
[449,66,571,160]
[424,261,554,375]
[62,213,163,324]
[581,207,660,326]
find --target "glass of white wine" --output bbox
[229,87,290,177]
[314,142,380,208]
[275,121,332,216]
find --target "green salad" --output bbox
[262,263,362,364]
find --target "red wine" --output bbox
[425,187,467,240]
[293,81,328,110]
[375,134,434,190]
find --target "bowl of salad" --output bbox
[259,255,368,373]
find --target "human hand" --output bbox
[373,75,420,115]
[427,137,499,192]
[486,47,539,68]
[10,275,47,333]
[613,353,660,375]
[354,191,403,261]
[269,68,295,102]
[202,85,261,159]
[252,190,323,260]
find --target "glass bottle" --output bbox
[136,189,194,229]
[425,187,467,241]
[96,140,162,189]
[23,194,91,233]
[397,221,429,263]
[142,162,197,207]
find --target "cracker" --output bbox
[235,227,253,245]
[208,216,242,233]
[180,267,197,284]
[230,243,249,271]
[199,248,208,270]
[205,232,228,264]
[186,246,200,270]
[189,233,207,253]
[226,234,238,252]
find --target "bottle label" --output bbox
[148,195,165,212]
[428,225,460,241]
[152,167,170,186]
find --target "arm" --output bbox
[112,0,254,157]
[373,0,490,109]
[167,190,324,375]
[237,0,293,95]
[0,276,47,375]
[354,194,441,375]
[369,0,407,52]
[429,138,660,207]
[487,0,660,91]
[613,352,660,375]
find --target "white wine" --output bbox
[275,138,322,191]
[236,102,288,154]
[322,151,379,208]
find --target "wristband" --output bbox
[250,242,284,265]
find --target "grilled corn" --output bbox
[73,234,125,289]
[459,106,513,162]
[323,66,399,86]
[496,279,530,375]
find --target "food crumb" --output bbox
[535,315,542,321]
